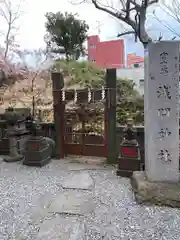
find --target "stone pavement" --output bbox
[1,157,180,239]
[36,171,95,239]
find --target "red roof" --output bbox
[127,53,144,68]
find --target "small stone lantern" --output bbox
[116,118,141,177]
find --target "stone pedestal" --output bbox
[3,137,24,162]
[23,136,52,167]
[2,109,29,162]
[131,171,180,208]
[3,128,25,162]
[144,42,180,182]
[117,141,141,178]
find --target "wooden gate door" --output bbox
[63,88,106,157]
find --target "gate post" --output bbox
[51,72,65,158]
[104,69,117,164]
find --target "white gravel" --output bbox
[0,158,180,239]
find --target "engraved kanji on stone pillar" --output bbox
[145,41,179,182]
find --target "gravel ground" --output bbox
[0,157,180,240]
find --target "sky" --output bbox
[0,0,179,58]
[19,0,119,48]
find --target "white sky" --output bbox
[0,0,174,56]
[17,0,119,49]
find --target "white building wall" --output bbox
[116,67,144,95]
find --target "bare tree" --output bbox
[74,0,159,48]
[0,0,24,59]
[10,48,53,119]
[153,0,180,39]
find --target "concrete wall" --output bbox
[117,67,144,95]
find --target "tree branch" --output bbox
[91,0,136,28]
[90,0,158,47]
[129,0,141,11]
[92,0,124,20]
[149,0,159,6]
[0,0,24,59]
[117,31,135,37]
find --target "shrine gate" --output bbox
[51,69,117,164]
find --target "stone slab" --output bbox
[66,164,109,171]
[47,191,94,215]
[62,172,94,190]
[131,171,180,208]
[36,216,86,240]
[67,156,105,165]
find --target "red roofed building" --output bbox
[88,35,125,69]
[127,53,144,68]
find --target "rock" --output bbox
[47,191,94,216]
[36,216,86,240]
[44,137,56,158]
[62,172,94,190]
[131,171,180,208]
[3,154,24,162]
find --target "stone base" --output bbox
[3,154,24,163]
[23,156,51,167]
[116,170,133,178]
[22,136,52,167]
[116,158,144,178]
[131,171,180,208]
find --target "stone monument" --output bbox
[131,41,180,207]
[145,42,179,182]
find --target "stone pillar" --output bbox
[145,41,179,182]
[4,125,24,162]
[51,72,65,158]
[104,69,117,164]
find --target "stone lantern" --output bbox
[3,108,26,162]
[116,118,141,177]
